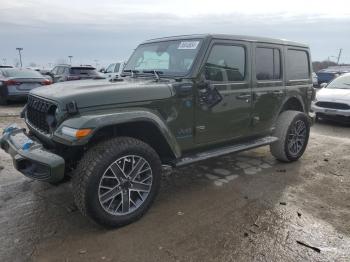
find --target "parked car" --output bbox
[0,65,13,68]
[312,72,318,87]
[312,73,350,122]
[0,34,314,228]
[45,64,104,83]
[0,68,51,105]
[316,67,350,86]
[103,62,125,79]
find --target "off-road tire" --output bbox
[72,137,162,228]
[270,110,310,162]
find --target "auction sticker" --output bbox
[178,41,199,49]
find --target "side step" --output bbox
[175,136,278,167]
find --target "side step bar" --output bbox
[175,136,278,167]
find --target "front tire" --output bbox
[72,137,161,228]
[270,110,310,162]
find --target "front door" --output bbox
[195,41,252,144]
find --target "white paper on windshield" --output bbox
[178,41,200,49]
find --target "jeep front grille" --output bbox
[26,95,56,134]
[315,101,350,110]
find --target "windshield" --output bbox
[124,39,202,76]
[327,74,350,89]
[2,69,43,78]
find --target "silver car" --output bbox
[311,73,350,122]
[0,68,52,105]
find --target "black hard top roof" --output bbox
[142,34,308,48]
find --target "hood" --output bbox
[316,88,350,103]
[30,78,174,109]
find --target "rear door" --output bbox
[195,40,252,144]
[251,43,285,134]
[285,48,312,113]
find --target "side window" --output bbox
[256,47,281,80]
[205,44,245,82]
[105,64,115,73]
[114,63,120,73]
[287,49,310,80]
[57,67,65,75]
[51,67,58,74]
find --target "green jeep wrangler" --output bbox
[0,34,315,227]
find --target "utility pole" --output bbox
[337,48,342,64]
[68,56,73,65]
[16,48,23,67]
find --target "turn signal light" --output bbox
[76,129,92,139]
[61,126,92,139]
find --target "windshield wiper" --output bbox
[122,69,140,77]
[142,70,164,81]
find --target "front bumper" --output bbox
[308,111,316,125]
[0,125,65,183]
[311,103,350,118]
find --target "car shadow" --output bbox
[1,147,309,261]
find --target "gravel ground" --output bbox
[0,103,349,262]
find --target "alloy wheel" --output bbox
[98,155,153,215]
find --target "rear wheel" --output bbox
[270,110,310,162]
[72,137,161,228]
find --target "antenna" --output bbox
[337,48,342,64]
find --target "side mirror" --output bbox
[320,83,327,88]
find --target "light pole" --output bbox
[68,56,73,65]
[16,48,23,67]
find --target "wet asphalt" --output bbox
[0,103,349,262]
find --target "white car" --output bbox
[103,62,125,79]
[311,73,350,122]
[312,72,318,87]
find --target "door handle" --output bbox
[236,94,251,100]
[272,90,284,96]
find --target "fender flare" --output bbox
[278,94,306,114]
[53,109,181,158]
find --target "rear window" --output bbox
[2,69,43,78]
[286,49,310,80]
[70,67,98,75]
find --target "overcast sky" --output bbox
[1,0,350,68]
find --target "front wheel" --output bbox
[270,110,310,162]
[72,137,161,228]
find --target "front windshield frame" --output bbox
[326,73,350,89]
[123,38,204,78]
